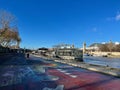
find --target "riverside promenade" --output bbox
[1,54,120,90]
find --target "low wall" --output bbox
[54,59,120,77]
[0,53,25,64]
[89,52,120,57]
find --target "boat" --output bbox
[55,48,83,61]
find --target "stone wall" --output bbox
[89,51,120,57]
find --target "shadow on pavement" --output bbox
[0,54,50,66]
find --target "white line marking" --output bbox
[64,72,71,75]
[57,69,77,78]
[69,75,77,78]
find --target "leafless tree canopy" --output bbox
[99,43,120,52]
[0,10,21,48]
[0,10,17,29]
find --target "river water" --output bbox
[83,56,120,68]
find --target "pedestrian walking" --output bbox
[27,53,29,58]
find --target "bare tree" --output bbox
[0,10,21,48]
[99,44,109,52]
[99,42,120,52]
[107,41,114,52]
[0,10,17,29]
[114,45,120,52]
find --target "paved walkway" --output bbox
[1,55,120,90]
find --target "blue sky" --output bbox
[0,0,120,48]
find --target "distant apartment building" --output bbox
[114,42,120,45]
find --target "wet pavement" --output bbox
[1,55,120,90]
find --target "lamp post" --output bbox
[24,47,26,54]
[83,42,86,54]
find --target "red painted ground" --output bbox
[48,67,120,90]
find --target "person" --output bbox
[27,53,29,58]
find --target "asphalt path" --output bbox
[1,55,120,90]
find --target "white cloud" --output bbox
[115,14,120,21]
[107,12,120,21]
